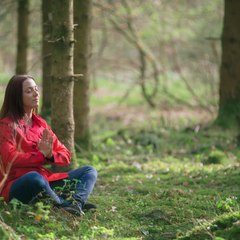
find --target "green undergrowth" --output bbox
[0,74,239,239]
[1,126,240,239]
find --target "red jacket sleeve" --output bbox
[0,123,45,169]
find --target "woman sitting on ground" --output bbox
[0,75,97,216]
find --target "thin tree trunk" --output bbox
[16,0,29,74]
[41,0,52,117]
[73,0,92,150]
[51,0,76,172]
[215,0,240,129]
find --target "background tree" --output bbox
[73,0,92,150]
[215,0,240,129]
[41,0,52,118]
[51,0,76,172]
[16,0,29,74]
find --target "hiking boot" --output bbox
[62,203,85,217]
[83,203,97,211]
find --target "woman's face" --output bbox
[22,78,39,112]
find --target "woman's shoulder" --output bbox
[0,116,12,126]
[0,117,14,136]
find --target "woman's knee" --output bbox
[85,165,98,180]
[23,171,48,190]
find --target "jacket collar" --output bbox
[32,113,43,127]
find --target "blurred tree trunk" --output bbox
[51,0,76,172]
[41,0,52,117]
[16,0,29,74]
[215,0,240,129]
[73,0,92,151]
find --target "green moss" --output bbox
[214,98,240,130]
[205,150,227,164]
[182,212,240,239]
[214,211,240,228]
[99,162,139,178]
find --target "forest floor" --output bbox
[1,77,240,239]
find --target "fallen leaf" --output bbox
[233,220,240,226]
[177,149,187,153]
[198,218,207,222]
[146,174,153,179]
[109,206,117,213]
[183,181,188,186]
[34,215,41,220]
[194,177,202,180]
[132,162,142,171]
[141,228,149,235]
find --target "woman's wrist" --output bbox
[46,154,54,163]
[46,153,53,159]
[39,150,48,159]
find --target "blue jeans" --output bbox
[9,165,97,209]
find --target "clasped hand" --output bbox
[37,128,53,159]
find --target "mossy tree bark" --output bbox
[16,0,29,74]
[51,0,76,172]
[41,0,52,117]
[215,0,240,129]
[73,0,92,150]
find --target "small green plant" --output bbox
[217,197,238,212]
[106,138,115,146]
[92,154,100,165]
[34,202,50,220]
[82,226,114,239]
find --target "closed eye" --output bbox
[27,87,38,93]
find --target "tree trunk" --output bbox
[41,0,52,118]
[51,0,76,172]
[73,0,92,150]
[16,0,29,74]
[215,0,240,129]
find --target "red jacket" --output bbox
[0,113,70,203]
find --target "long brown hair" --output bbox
[0,75,38,124]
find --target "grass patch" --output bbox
[1,127,240,239]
